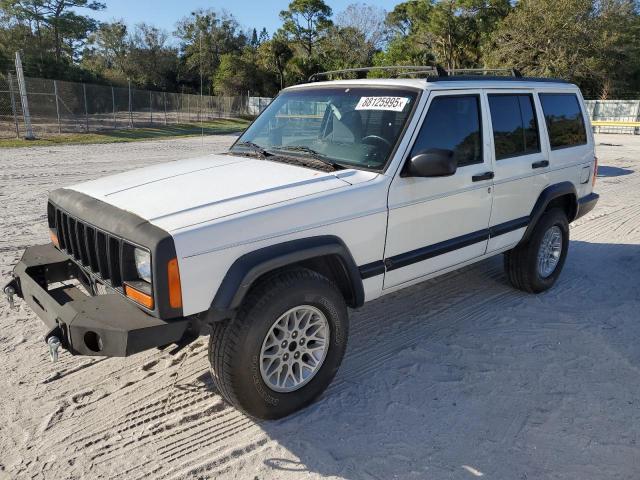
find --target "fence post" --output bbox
[149,90,153,124]
[128,79,133,128]
[187,95,190,122]
[7,71,20,138]
[163,91,167,125]
[111,86,116,128]
[82,83,89,132]
[14,52,35,139]
[53,80,61,134]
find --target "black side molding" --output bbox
[211,235,365,313]
[385,229,489,272]
[359,260,385,279]
[522,182,577,243]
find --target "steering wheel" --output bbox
[362,135,392,149]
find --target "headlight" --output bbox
[134,248,152,283]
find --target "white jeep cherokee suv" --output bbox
[5,68,599,419]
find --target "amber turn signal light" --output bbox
[50,229,59,248]
[168,258,182,309]
[125,284,154,309]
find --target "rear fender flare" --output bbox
[521,182,577,243]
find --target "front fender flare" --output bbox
[210,235,365,315]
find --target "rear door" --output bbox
[384,90,494,289]
[484,90,549,252]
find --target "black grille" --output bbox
[50,203,125,289]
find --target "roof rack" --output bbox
[448,67,522,78]
[306,65,568,84]
[308,65,448,82]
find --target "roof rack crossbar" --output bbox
[308,65,447,82]
[447,67,523,78]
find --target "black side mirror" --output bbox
[404,148,457,177]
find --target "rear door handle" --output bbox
[472,171,494,182]
[532,160,549,169]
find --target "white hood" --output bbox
[69,153,376,232]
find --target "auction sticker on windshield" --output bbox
[355,96,409,112]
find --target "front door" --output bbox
[384,91,494,289]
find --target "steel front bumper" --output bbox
[5,244,192,357]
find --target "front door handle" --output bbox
[532,160,549,169]
[472,171,494,182]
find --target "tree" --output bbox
[280,0,332,57]
[486,0,640,97]
[0,0,104,78]
[128,23,178,89]
[335,3,388,50]
[319,25,375,71]
[259,32,293,90]
[375,0,512,71]
[175,9,246,93]
[82,20,129,74]
[375,0,435,66]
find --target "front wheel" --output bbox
[504,208,570,293]
[208,268,349,419]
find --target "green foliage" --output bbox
[0,0,639,98]
[280,0,333,56]
[486,0,640,98]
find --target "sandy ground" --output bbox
[1,133,639,480]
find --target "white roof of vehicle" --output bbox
[285,78,578,91]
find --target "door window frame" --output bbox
[486,92,542,161]
[482,88,551,164]
[537,92,589,151]
[396,89,492,180]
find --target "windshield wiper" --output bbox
[274,145,346,170]
[233,141,273,158]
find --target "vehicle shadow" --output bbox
[597,165,634,177]
[247,240,640,479]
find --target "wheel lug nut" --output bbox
[299,338,305,345]
[283,353,289,360]
[281,341,287,348]
[292,332,297,338]
[294,352,300,359]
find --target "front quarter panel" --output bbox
[171,175,390,316]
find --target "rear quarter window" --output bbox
[539,93,587,149]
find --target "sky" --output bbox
[90,0,399,37]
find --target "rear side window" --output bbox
[539,93,587,149]
[411,95,483,168]
[488,94,540,160]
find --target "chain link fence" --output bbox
[3,74,640,139]
[0,73,272,139]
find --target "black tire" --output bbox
[208,267,349,419]
[504,208,569,293]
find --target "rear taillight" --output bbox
[592,156,598,187]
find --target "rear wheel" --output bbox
[504,208,569,293]
[208,268,348,419]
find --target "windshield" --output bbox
[232,87,419,170]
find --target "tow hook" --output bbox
[3,284,16,310]
[45,326,64,363]
[47,336,61,362]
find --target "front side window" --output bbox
[410,95,483,168]
[232,87,419,170]
[488,94,540,160]
[539,93,587,149]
